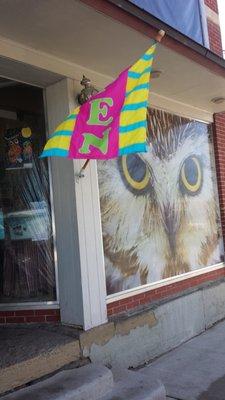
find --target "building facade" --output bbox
[0,0,225,364]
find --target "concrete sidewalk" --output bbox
[139,319,225,400]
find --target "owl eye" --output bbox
[180,156,202,195]
[119,154,151,194]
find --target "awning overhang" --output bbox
[0,0,224,120]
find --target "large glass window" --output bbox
[0,79,56,303]
[98,108,224,295]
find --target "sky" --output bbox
[218,0,225,57]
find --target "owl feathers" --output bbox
[98,108,223,295]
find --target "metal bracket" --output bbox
[74,159,90,182]
[75,171,85,182]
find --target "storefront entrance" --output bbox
[0,77,57,305]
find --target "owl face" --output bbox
[98,110,223,295]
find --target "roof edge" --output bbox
[80,0,225,78]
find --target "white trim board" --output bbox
[0,35,112,89]
[151,92,213,123]
[0,302,60,310]
[0,35,215,122]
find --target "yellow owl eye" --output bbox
[119,154,151,194]
[180,156,202,195]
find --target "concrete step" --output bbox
[101,368,166,400]
[2,363,114,400]
[1,363,166,400]
[0,324,82,394]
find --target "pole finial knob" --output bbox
[155,30,166,43]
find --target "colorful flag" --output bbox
[41,43,156,160]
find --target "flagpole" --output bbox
[76,29,166,180]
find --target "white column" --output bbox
[46,78,107,330]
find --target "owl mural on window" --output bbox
[98,109,224,295]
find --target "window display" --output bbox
[98,109,224,295]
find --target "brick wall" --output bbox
[0,309,60,324]
[107,268,225,316]
[213,112,225,240]
[210,3,225,247]
[205,0,218,13]
[205,0,223,56]
[207,19,223,56]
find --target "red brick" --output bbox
[139,298,148,305]
[214,112,225,241]
[205,0,218,13]
[107,301,118,309]
[6,317,25,323]
[113,305,127,314]
[25,316,46,323]
[0,311,15,317]
[0,309,61,324]
[119,298,134,305]
[15,310,35,316]
[145,293,160,301]
[35,309,58,316]
[126,300,140,310]
[45,315,60,322]
[208,18,223,56]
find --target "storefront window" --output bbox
[0,81,56,303]
[98,108,224,295]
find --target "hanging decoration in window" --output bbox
[4,126,33,170]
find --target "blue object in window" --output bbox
[129,0,204,45]
[0,210,5,240]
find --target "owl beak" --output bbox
[163,205,178,256]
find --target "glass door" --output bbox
[0,78,57,304]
